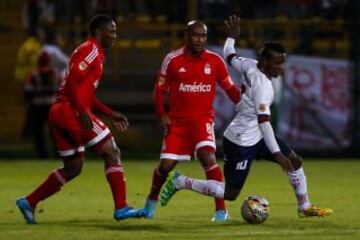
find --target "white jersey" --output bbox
[223,54,275,147]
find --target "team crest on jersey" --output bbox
[259,104,267,112]
[158,76,165,86]
[204,63,211,75]
[79,61,88,71]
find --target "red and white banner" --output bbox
[210,45,351,150]
[278,56,351,150]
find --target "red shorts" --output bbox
[49,102,112,157]
[160,116,215,161]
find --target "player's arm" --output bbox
[154,74,170,131]
[224,15,242,71]
[93,98,129,132]
[217,68,241,104]
[66,56,93,129]
[255,88,294,173]
[223,15,255,74]
[93,98,113,117]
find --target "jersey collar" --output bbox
[88,37,105,57]
[183,46,207,60]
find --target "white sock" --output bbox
[176,175,225,198]
[288,167,311,211]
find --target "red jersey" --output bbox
[55,37,112,116]
[155,47,237,121]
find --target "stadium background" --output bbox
[0,0,359,159]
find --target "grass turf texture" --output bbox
[0,159,359,240]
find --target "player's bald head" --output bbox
[186,20,207,33]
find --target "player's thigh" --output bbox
[191,116,216,153]
[223,137,256,191]
[49,104,85,157]
[160,122,192,161]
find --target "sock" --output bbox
[204,164,226,210]
[148,167,168,200]
[105,164,127,210]
[288,167,311,211]
[176,175,225,198]
[26,168,67,209]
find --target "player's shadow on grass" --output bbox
[43,219,166,231]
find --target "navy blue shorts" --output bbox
[223,137,292,190]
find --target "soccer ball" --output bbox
[241,195,270,224]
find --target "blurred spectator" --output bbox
[15,28,45,140]
[38,0,56,25]
[41,29,69,78]
[24,51,61,158]
[15,29,44,83]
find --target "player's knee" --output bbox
[224,192,238,201]
[224,186,240,201]
[288,151,302,170]
[97,139,121,162]
[158,159,177,174]
[63,164,82,180]
[197,149,216,167]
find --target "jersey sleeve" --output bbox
[154,53,172,117]
[66,45,99,114]
[215,55,241,104]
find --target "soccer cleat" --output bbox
[113,205,147,221]
[211,209,230,222]
[160,171,180,206]
[298,205,333,218]
[141,198,158,219]
[16,197,36,224]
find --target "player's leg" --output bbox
[263,137,333,217]
[16,104,85,224]
[140,121,190,219]
[140,158,177,218]
[16,153,84,224]
[160,170,225,205]
[86,116,143,220]
[196,148,229,222]
[193,117,228,221]
[287,150,333,217]
[222,137,256,200]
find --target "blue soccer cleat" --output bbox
[16,197,36,224]
[211,209,229,222]
[113,205,147,221]
[142,198,158,219]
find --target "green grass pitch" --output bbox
[0,159,359,240]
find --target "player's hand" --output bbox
[111,111,129,132]
[273,152,294,173]
[79,112,93,130]
[225,15,241,39]
[159,114,171,135]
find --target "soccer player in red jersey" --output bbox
[138,20,241,222]
[16,15,144,224]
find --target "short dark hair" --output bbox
[89,15,113,36]
[259,42,286,59]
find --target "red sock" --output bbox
[105,164,126,210]
[26,168,67,209]
[148,167,168,200]
[205,164,226,211]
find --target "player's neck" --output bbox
[257,63,271,80]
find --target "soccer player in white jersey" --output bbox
[160,15,333,218]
